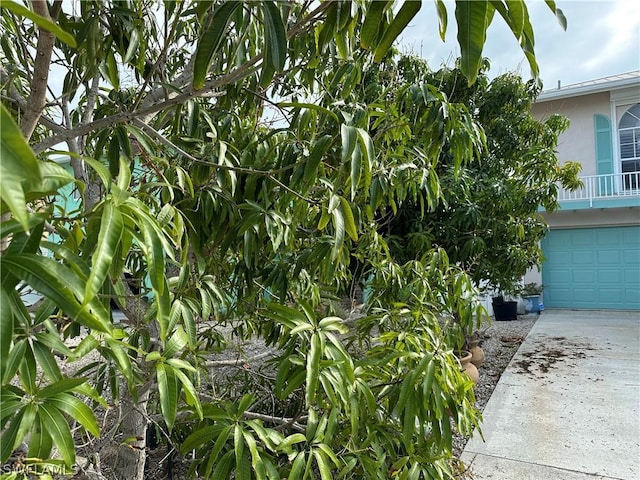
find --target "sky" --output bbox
[398,0,640,90]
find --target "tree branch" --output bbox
[20,0,60,141]
[31,0,333,153]
[205,351,274,368]
[131,117,320,205]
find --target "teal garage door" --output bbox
[541,226,640,309]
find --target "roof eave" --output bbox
[536,76,640,103]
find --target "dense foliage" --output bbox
[1,1,569,479]
[380,58,582,292]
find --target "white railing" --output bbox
[557,172,640,207]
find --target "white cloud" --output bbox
[398,0,640,87]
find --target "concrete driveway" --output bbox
[461,309,640,479]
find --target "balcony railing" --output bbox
[557,172,640,207]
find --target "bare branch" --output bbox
[205,351,274,368]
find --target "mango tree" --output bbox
[1,1,566,479]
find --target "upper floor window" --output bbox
[618,103,640,189]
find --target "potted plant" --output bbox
[520,282,543,314]
[491,294,518,321]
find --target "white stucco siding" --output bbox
[532,92,611,176]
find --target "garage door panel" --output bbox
[622,230,639,244]
[572,269,595,283]
[571,251,594,264]
[542,226,640,310]
[596,229,621,245]
[626,290,640,304]
[624,269,640,283]
[623,249,640,263]
[598,269,622,283]
[597,250,620,264]
[574,288,597,301]
[597,288,624,302]
[569,231,595,246]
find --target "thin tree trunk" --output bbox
[113,381,152,480]
[20,0,60,141]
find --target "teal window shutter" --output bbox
[594,114,614,195]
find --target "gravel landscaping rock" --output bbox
[453,313,539,459]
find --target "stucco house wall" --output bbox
[523,72,640,310]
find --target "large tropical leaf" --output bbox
[193,1,241,90]
[38,403,75,466]
[261,1,287,87]
[0,105,42,231]
[0,287,13,381]
[0,0,77,47]
[373,1,422,62]
[157,363,179,432]
[0,255,112,333]
[84,201,124,306]
[455,0,494,84]
[46,392,100,437]
[360,0,391,49]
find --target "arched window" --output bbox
[619,103,640,189]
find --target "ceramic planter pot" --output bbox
[457,350,479,384]
[467,339,485,368]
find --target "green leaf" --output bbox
[138,214,165,295]
[105,339,133,386]
[544,0,567,30]
[0,1,77,47]
[27,413,52,460]
[0,255,112,333]
[338,196,358,242]
[0,287,13,381]
[2,339,26,385]
[261,1,287,87]
[163,325,189,358]
[193,1,241,90]
[304,135,333,184]
[172,367,203,420]
[19,344,37,394]
[288,452,306,480]
[105,50,120,89]
[330,207,345,262]
[361,0,391,49]
[455,0,492,84]
[279,103,339,124]
[107,134,120,179]
[435,0,448,41]
[46,392,100,437]
[234,424,251,480]
[305,333,322,407]
[123,27,140,63]
[374,1,422,62]
[180,425,221,453]
[243,430,266,480]
[340,124,357,164]
[0,105,42,231]
[82,156,112,190]
[313,449,333,480]
[0,408,24,463]
[38,403,75,466]
[157,363,179,432]
[32,341,63,382]
[84,202,123,305]
[212,449,235,479]
[37,378,88,399]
